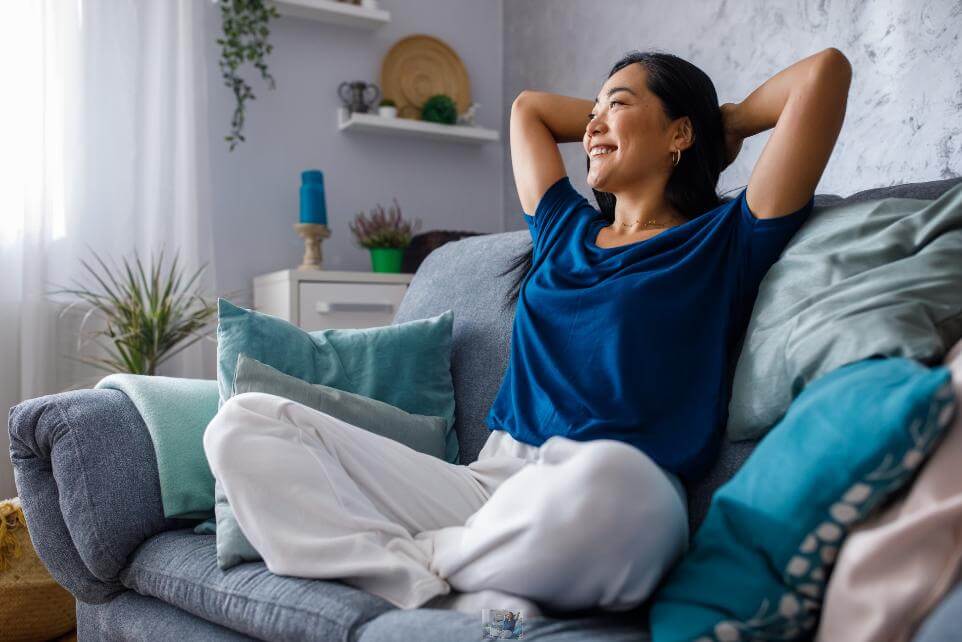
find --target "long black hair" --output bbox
[498,50,728,311]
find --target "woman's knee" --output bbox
[565,440,689,553]
[204,392,282,476]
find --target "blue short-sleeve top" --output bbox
[484,176,814,484]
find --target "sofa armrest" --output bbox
[8,388,186,602]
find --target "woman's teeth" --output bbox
[590,146,616,158]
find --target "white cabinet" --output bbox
[252,269,412,331]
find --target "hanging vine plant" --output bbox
[217,0,281,151]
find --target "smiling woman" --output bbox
[500,50,730,307]
[491,46,848,496]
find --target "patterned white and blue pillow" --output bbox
[649,356,957,642]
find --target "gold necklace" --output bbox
[616,217,674,229]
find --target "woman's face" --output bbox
[583,64,681,193]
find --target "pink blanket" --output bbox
[816,339,962,642]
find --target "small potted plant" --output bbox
[378,98,397,118]
[349,198,422,273]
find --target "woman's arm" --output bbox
[722,47,852,219]
[516,91,595,144]
[510,91,594,215]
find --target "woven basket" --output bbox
[0,497,76,641]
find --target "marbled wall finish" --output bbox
[502,0,962,231]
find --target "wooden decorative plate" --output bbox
[380,34,471,120]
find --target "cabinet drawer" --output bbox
[298,281,407,331]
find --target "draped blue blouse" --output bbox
[484,176,814,484]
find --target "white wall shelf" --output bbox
[337,107,500,145]
[273,0,390,29]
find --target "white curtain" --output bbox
[0,0,218,498]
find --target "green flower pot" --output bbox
[369,247,405,273]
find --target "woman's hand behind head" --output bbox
[719,102,744,170]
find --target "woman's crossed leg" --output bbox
[204,392,689,614]
[420,435,690,612]
[204,391,490,609]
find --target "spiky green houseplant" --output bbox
[48,247,218,377]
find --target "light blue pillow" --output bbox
[209,353,452,569]
[215,298,459,463]
[649,357,957,642]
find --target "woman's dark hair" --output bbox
[498,50,727,311]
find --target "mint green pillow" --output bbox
[728,184,962,441]
[215,298,458,462]
[212,353,451,569]
[649,357,957,642]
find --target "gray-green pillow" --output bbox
[728,182,962,441]
[215,298,459,463]
[213,353,450,569]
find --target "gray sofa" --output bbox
[9,176,962,641]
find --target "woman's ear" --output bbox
[677,116,695,150]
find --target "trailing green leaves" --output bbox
[217,0,280,151]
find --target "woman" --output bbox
[205,48,851,618]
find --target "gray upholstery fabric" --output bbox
[393,230,522,467]
[8,175,962,641]
[356,608,650,641]
[119,529,393,641]
[8,388,185,601]
[77,591,254,641]
[116,529,652,641]
[913,578,962,642]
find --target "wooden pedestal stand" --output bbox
[293,223,332,270]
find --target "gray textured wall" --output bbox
[502,0,962,232]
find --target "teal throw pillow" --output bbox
[211,299,457,568]
[212,353,451,569]
[215,298,458,463]
[649,357,957,642]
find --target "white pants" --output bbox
[204,391,689,612]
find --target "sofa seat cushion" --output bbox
[120,530,656,641]
[118,529,394,642]
[355,608,652,641]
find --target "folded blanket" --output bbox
[94,374,219,519]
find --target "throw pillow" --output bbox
[216,298,458,463]
[211,298,457,568]
[233,353,448,459]
[211,354,450,569]
[649,356,957,642]
[728,181,962,440]
[814,336,962,642]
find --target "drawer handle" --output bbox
[315,301,395,314]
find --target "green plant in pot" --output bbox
[421,94,458,124]
[378,97,397,118]
[349,198,422,273]
[47,246,238,381]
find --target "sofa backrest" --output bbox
[393,175,962,534]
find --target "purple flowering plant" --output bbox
[349,198,422,249]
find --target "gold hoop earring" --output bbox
[672,149,681,167]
